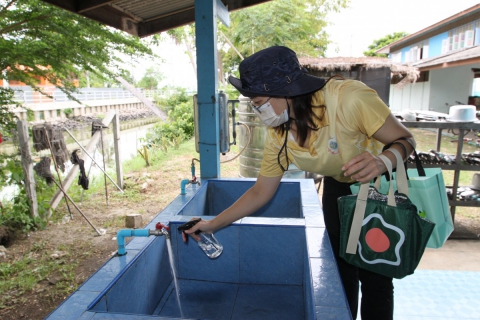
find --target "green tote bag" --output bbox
[339,150,435,279]
[351,149,453,249]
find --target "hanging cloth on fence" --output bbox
[33,157,54,185]
[32,125,69,172]
[70,149,89,190]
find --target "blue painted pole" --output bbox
[195,0,220,178]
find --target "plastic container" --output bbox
[198,233,223,259]
[448,105,477,122]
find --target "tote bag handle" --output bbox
[383,138,426,177]
[346,150,408,254]
[374,149,409,195]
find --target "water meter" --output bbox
[193,91,230,154]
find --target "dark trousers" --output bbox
[322,177,394,320]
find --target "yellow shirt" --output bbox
[259,79,390,183]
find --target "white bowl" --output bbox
[448,105,478,122]
[400,109,416,121]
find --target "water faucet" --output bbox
[116,222,170,256]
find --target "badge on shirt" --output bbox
[328,136,339,155]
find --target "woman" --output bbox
[184,46,415,320]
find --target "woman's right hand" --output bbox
[182,218,215,242]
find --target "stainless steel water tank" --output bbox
[238,95,266,178]
[237,95,304,178]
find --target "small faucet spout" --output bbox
[149,229,169,237]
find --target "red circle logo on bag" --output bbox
[365,228,390,252]
[358,213,405,266]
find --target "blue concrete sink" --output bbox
[46,178,351,319]
[178,179,303,218]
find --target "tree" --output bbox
[363,32,409,57]
[164,26,197,81]
[155,0,347,87]
[0,0,158,130]
[219,0,348,78]
[137,67,163,90]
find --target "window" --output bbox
[407,40,428,62]
[471,68,480,96]
[445,22,475,53]
[442,38,449,54]
[466,30,474,47]
[391,51,402,63]
[417,71,429,82]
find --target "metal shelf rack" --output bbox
[402,121,480,221]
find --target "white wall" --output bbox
[389,62,480,113]
[428,65,476,113]
[389,81,430,112]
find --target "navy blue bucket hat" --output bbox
[228,46,326,97]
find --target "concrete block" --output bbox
[125,214,142,229]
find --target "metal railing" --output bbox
[10,87,164,104]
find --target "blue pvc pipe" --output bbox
[117,229,150,256]
[180,179,190,195]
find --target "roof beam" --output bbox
[419,57,480,72]
[41,0,139,36]
[138,8,195,37]
[223,0,271,11]
[77,0,116,13]
[41,0,274,38]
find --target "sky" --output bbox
[132,0,480,90]
[324,0,480,57]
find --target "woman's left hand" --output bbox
[342,151,386,183]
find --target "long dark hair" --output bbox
[274,75,342,146]
[274,92,324,146]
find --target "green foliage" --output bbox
[137,67,163,90]
[0,155,50,233]
[145,91,194,152]
[63,108,73,117]
[1,0,157,102]
[0,0,158,230]
[219,0,348,76]
[363,32,409,57]
[155,88,190,113]
[0,88,20,135]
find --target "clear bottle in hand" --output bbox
[197,232,223,258]
[178,218,223,259]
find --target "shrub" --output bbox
[144,100,194,150]
[0,156,50,233]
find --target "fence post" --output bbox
[113,111,123,189]
[16,120,39,219]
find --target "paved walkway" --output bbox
[393,239,480,319]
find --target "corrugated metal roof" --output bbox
[40,0,270,37]
[412,45,480,70]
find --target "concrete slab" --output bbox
[418,239,480,272]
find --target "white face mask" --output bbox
[251,100,289,127]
